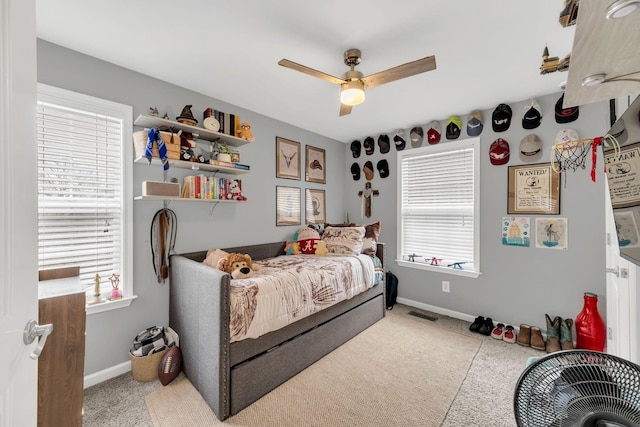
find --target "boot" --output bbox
[530,326,546,351]
[545,314,561,353]
[561,318,575,350]
[517,324,531,347]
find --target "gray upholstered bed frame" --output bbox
[169,241,386,420]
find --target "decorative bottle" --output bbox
[575,292,606,352]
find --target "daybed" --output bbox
[169,241,386,420]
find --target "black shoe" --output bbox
[478,317,494,336]
[469,316,485,333]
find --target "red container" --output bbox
[575,292,606,352]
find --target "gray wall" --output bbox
[37,40,346,375]
[344,93,610,331]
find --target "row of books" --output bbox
[209,109,240,137]
[209,159,250,170]
[181,175,243,200]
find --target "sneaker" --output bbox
[503,325,516,343]
[478,317,494,336]
[469,316,485,333]
[491,323,505,340]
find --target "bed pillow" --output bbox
[321,226,366,255]
[324,221,381,257]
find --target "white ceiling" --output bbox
[36,1,576,143]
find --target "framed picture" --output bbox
[276,186,301,226]
[305,188,326,224]
[276,137,301,180]
[305,145,326,184]
[508,163,560,215]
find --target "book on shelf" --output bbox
[233,163,250,170]
[209,159,236,168]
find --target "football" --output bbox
[158,345,182,386]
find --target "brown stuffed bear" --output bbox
[203,249,256,279]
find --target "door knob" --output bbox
[23,320,54,360]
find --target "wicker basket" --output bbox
[133,130,181,160]
[129,347,168,382]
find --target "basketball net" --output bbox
[551,135,619,185]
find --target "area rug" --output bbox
[145,310,481,427]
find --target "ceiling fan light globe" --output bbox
[581,73,607,87]
[340,81,365,106]
[606,0,640,19]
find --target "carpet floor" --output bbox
[83,303,544,426]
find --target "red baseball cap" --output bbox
[489,138,510,165]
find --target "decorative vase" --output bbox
[575,292,606,352]
[217,153,231,162]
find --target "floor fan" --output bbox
[513,350,640,426]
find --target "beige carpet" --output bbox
[145,311,481,427]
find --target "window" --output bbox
[397,137,480,277]
[37,84,134,308]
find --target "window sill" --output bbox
[86,295,138,315]
[396,260,482,278]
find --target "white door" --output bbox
[0,0,39,426]
[604,179,635,360]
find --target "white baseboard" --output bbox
[396,297,477,324]
[84,361,131,389]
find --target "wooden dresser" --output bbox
[38,268,86,427]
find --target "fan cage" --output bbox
[514,350,640,427]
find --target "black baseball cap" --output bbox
[350,140,361,158]
[555,94,579,123]
[492,103,512,132]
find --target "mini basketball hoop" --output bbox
[551,139,591,173]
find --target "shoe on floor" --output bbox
[469,315,485,333]
[530,326,546,351]
[478,317,494,336]
[491,323,505,340]
[503,325,516,343]
[517,324,531,347]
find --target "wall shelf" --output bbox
[134,156,249,175]
[134,195,245,203]
[134,114,250,147]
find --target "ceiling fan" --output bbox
[278,49,437,116]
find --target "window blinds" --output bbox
[400,146,475,266]
[36,101,123,290]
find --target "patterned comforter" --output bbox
[229,254,376,342]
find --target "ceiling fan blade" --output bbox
[278,59,346,85]
[361,55,436,88]
[339,103,352,116]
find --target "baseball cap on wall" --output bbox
[467,110,484,136]
[426,121,441,144]
[522,99,542,129]
[555,94,579,123]
[394,129,406,151]
[555,128,579,144]
[410,127,424,148]
[378,134,390,154]
[492,104,512,132]
[363,136,375,155]
[519,134,543,162]
[350,140,361,158]
[446,115,462,139]
[489,138,510,165]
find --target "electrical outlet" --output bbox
[442,281,450,293]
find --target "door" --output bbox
[604,179,635,360]
[0,0,39,426]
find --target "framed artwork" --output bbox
[276,137,301,180]
[305,145,326,184]
[507,163,560,215]
[604,141,640,209]
[276,186,301,226]
[305,188,326,225]
[535,217,568,250]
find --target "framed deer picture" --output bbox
[276,137,301,180]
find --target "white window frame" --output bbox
[396,137,481,278]
[37,83,135,314]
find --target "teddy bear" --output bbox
[227,180,247,201]
[236,122,255,142]
[284,231,300,255]
[203,249,256,279]
[314,240,328,256]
